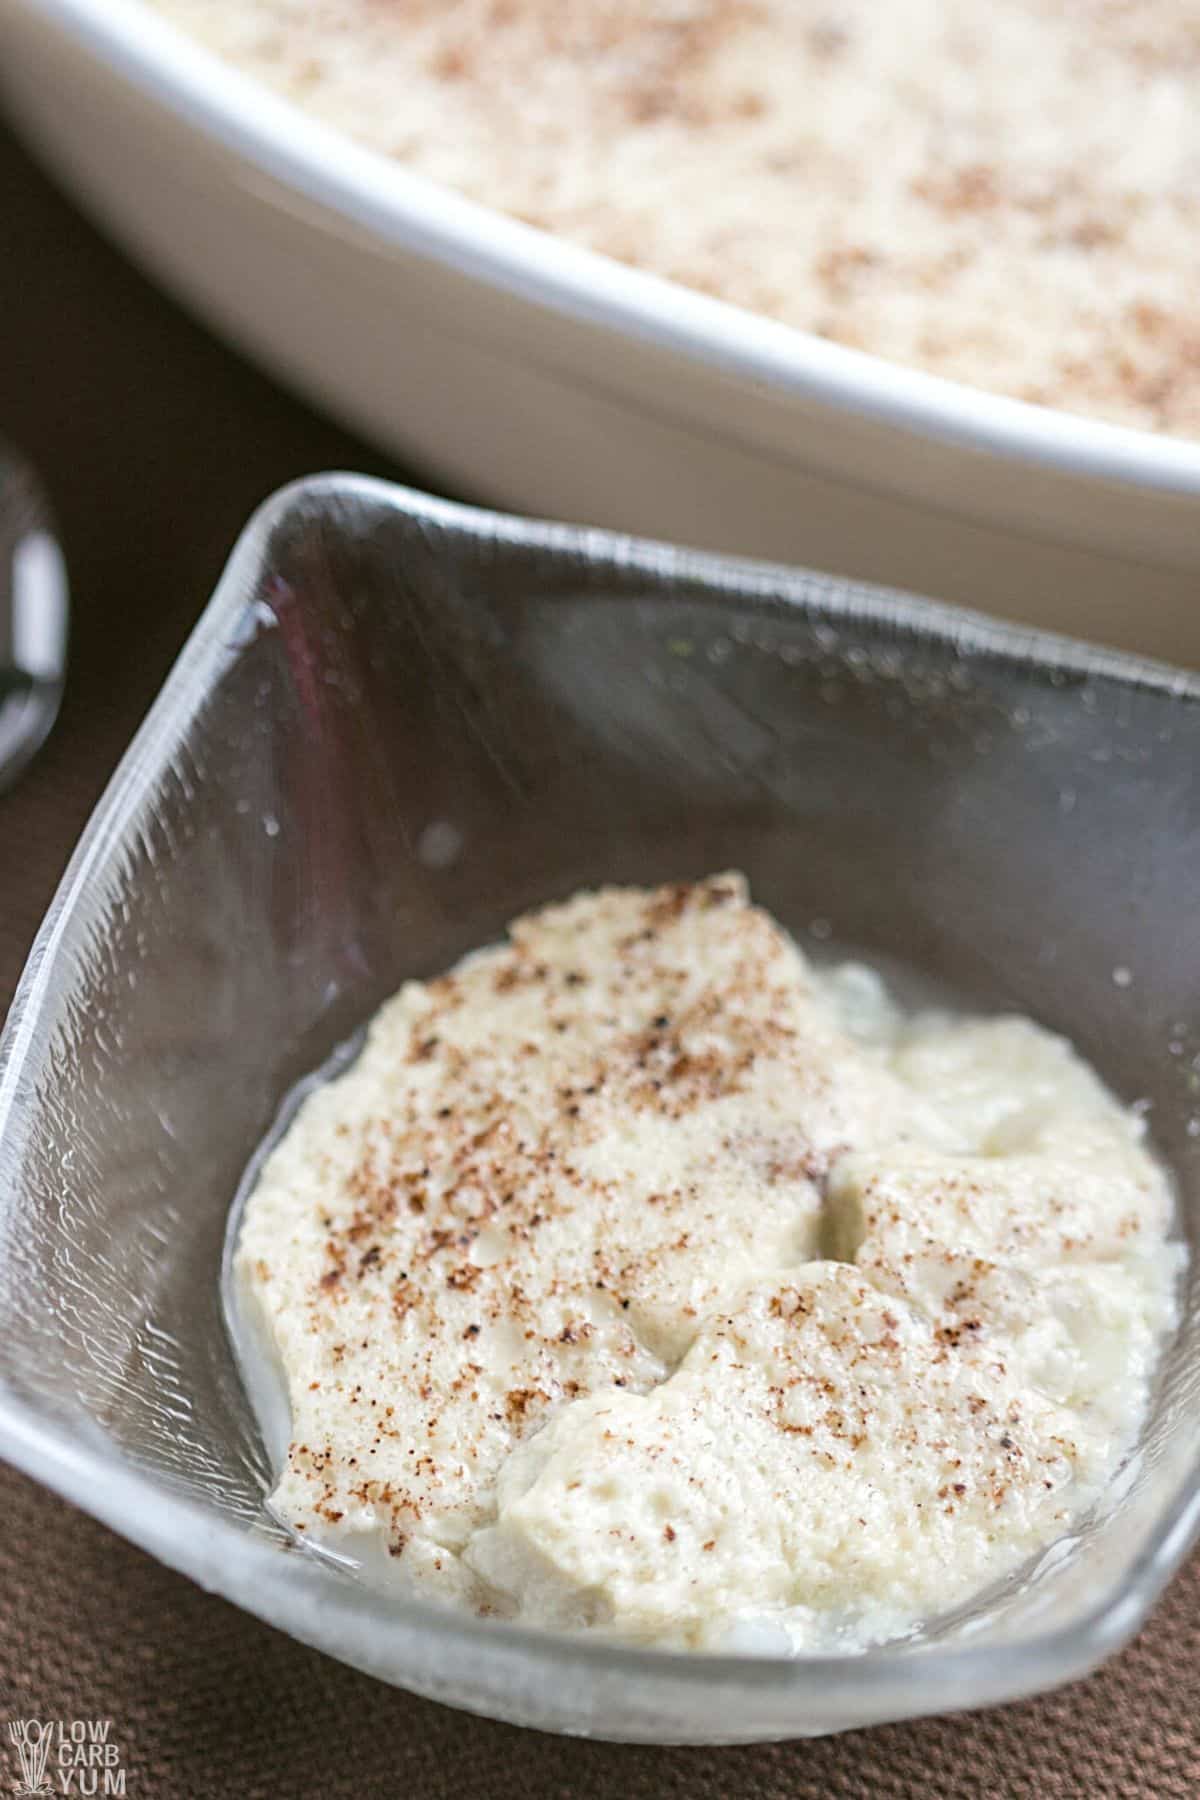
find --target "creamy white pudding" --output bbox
[151,0,1200,437]
[234,874,1181,1650]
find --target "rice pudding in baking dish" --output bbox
[233,874,1181,1650]
[150,0,1200,437]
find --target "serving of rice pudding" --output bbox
[234,875,1181,1651]
[149,0,1200,436]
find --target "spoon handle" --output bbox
[0,442,69,792]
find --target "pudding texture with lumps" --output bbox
[151,0,1200,436]
[236,874,1180,1650]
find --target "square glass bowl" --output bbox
[1,474,1198,1743]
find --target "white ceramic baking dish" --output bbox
[4,0,1200,662]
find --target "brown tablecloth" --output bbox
[1,120,1198,1799]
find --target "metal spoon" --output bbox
[0,442,68,792]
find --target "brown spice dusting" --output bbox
[237,869,1172,1640]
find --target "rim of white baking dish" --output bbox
[1,473,1199,1731]
[15,0,1200,500]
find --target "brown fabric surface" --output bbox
[1,119,1198,1799]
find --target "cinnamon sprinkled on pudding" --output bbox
[236,875,1180,1648]
[152,0,1200,436]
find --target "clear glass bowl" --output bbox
[0,474,1197,1743]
